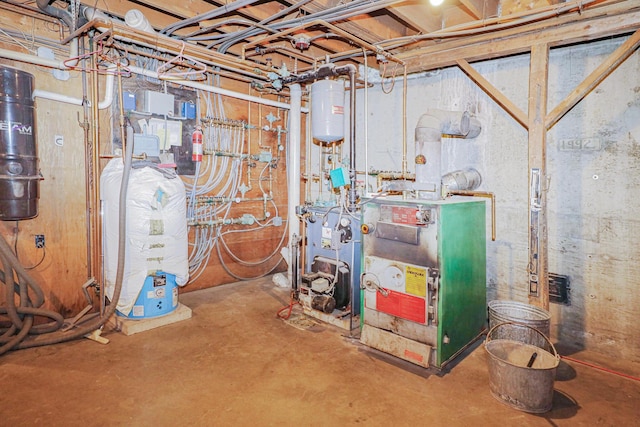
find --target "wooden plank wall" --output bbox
[0,11,88,317]
[181,76,292,292]
[0,8,293,315]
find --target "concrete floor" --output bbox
[1,275,638,426]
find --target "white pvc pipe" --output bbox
[0,47,66,69]
[124,9,156,34]
[363,55,369,196]
[1,40,116,109]
[287,84,302,284]
[0,37,78,69]
[32,70,114,109]
[31,90,82,106]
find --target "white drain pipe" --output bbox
[287,84,302,285]
[32,70,114,109]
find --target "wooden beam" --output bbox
[91,0,184,28]
[527,43,549,310]
[398,3,640,73]
[501,0,558,16]
[459,0,499,20]
[443,5,478,29]
[546,28,640,130]
[125,0,211,21]
[284,0,409,43]
[385,3,442,34]
[456,59,528,129]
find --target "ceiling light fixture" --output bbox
[429,0,444,6]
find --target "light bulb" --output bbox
[429,0,444,5]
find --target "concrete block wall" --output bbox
[353,35,640,362]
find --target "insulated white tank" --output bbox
[100,159,189,317]
[311,79,345,143]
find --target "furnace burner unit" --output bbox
[301,206,361,331]
[360,197,486,369]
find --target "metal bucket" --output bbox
[485,322,559,413]
[488,300,551,350]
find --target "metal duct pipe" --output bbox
[414,109,478,199]
[441,168,482,192]
[467,117,482,139]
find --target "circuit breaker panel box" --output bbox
[301,207,361,330]
[360,197,486,369]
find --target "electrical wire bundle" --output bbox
[184,84,288,281]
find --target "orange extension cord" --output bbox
[276,294,300,320]
[561,355,640,382]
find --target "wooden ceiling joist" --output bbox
[398,3,640,73]
[459,0,499,20]
[384,3,442,34]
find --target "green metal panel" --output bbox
[437,201,487,366]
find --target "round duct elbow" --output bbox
[442,168,482,192]
[416,109,470,137]
[466,118,482,139]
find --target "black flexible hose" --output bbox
[0,123,133,354]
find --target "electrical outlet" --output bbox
[35,235,45,248]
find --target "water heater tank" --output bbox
[0,66,39,220]
[311,79,345,143]
[100,159,189,318]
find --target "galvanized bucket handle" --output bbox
[486,321,560,361]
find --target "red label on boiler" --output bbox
[391,206,417,225]
[376,289,426,324]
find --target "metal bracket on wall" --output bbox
[529,168,541,296]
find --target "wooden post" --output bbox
[527,43,549,310]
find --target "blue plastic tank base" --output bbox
[116,272,178,319]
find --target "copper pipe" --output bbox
[121,45,257,84]
[79,39,92,281]
[99,154,147,160]
[375,172,415,191]
[448,190,496,241]
[401,65,408,176]
[89,43,103,311]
